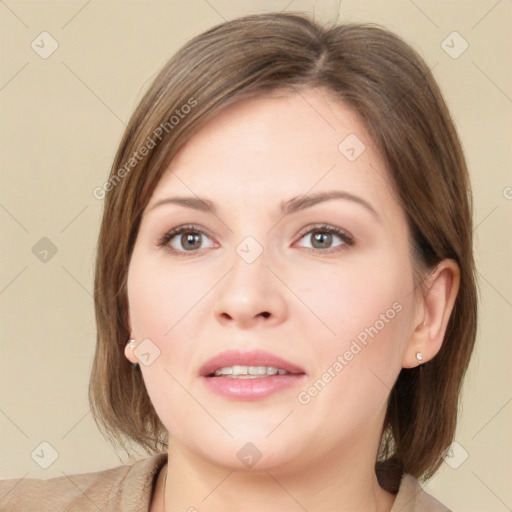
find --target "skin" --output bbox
[124,87,460,512]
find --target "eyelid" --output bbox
[294,223,354,243]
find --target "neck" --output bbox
[157,439,395,512]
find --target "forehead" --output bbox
[146,88,402,224]
[167,88,369,176]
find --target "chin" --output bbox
[186,433,307,472]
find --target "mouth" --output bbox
[210,365,295,378]
[200,350,306,400]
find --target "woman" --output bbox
[0,11,476,511]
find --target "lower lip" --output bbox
[202,374,306,400]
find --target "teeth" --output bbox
[213,365,291,377]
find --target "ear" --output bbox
[402,259,460,368]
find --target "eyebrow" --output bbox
[145,190,380,221]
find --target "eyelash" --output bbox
[156,223,354,256]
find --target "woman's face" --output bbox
[126,87,421,472]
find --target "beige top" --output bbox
[0,452,450,511]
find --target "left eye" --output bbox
[295,225,354,252]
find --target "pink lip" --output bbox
[199,349,306,401]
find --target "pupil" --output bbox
[312,232,331,248]
[183,233,201,250]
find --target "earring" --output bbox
[127,339,139,369]
[416,352,423,365]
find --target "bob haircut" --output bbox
[89,12,477,492]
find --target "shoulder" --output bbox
[392,473,451,512]
[0,452,167,512]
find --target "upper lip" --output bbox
[199,349,306,376]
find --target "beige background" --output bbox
[0,0,511,510]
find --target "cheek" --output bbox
[293,256,414,419]
[126,254,206,430]
[291,250,413,347]
[127,251,210,341]
[126,250,222,394]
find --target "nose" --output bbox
[212,247,288,329]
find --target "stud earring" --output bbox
[416,352,423,365]
[127,339,139,369]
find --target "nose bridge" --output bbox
[212,233,286,326]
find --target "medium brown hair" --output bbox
[89,12,477,491]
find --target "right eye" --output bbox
[157,224,216,255]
